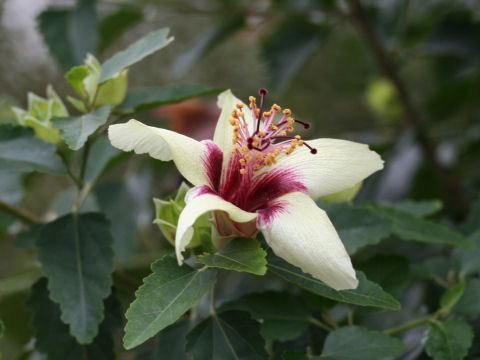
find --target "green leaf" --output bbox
[262,16,327,91]
[117,83,222,114]
[453,279,480,317]
[185,310,267,360]
[424,321,474,360]
[461,198,480,234]
[0,125,65,174]
[15,223,44,250]
[37,0,98,70]
[356,255,411,298]
[0,319,4,338]
[173,14,245,75]
[382,199,443,217]
[368,203,473,248]
[453,231,480,275]
[51,105,111,150]
[83,137,121,185]
[220,291,310,341]
[27,278,120,360]
[36,213,114,343]
[98,7,143,53]
[322,326,407,360]
[123,257,217,349]
[266,251,400,310]
[439,282,466,315]
[135,320,190,360]
[322,202,392,255]
[197,238,267,275]
[282,352,322,360]
[99,28,173,84]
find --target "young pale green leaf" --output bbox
[439,282,466,315]
[381,199,443,217]
[99,28,173,84]
[36,213,114,344]
[51,105,111,150]
[83,137,121,185]
[356,255,411,298]
[135,320,190,360]
[197,238,267,275]
[124,257,217,349]
[424,321,474,360]
[453,231,480,275]
[453,279,480,317]
[266,251,400,310]
[322,202,391,255]
[220,291,310,341]
[0,125,65,174]
[368,204,473,248]
[117,83,222,114]
[185,310,267,360]
[322,326,406,360]
[26,278,120,360]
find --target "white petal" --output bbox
[213,90,254,168]
[109,119,210,186]
[258,192,358,290]
[273,138,384,198]
[175,187,257,264]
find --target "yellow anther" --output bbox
[240,169,246,175]
[231,145,238,154]
[253,135,260,142]
[256,153,264,161]
[283,109,292,115]
[253,164,261,170]
[298,140,304,146]
[249,96,256,103]
[258,131,266,137]
[280,130,287,136]
[241,146,249,154]
[229,117,236,125]
[236,103,244,109]
[287,117,295,125]
[270,124,278,131]
[255,109,260,116]
[263,111,272,117]
[237,112,244,118]
[233,125,239,131]
[287,126,294,132]
[295,135,301,139]
[272,104,281,111]
[239,159,246,166]
[245,154,252,162]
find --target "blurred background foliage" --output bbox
[0,0,479,359]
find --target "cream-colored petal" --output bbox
[108,119,209,186]
[273,138,384,199]
[175,187,257,264]
[257,192,358,290]
[214,90,254,169]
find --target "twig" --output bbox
[0,199,40,224]
[347,0,469,218]
[384,314,433,335]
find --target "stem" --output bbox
[308,316,333,332]
[79,141,91,182]
[210,284,217,315]
[346,0,469,218]
[58,149,83,188]
[384,314,433,335]
[0,199,40,224]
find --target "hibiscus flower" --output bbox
[108,89,383,290]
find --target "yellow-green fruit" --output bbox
[321,182,362,203]
[366,78,403,124]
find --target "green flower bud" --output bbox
[321,182,362,204]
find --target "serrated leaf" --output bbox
[0,125,65,174]
[83,137,121,185]
[197,238,267,275]
[135,320,190,360]
[453,232,480,275]
[117,83,222,114]
[26,278,120,360]
[51,105,111,150]
[98,7,143,53]
[453,279,480,317]
[368,203,473,248]
[37,0,98,70]
[323,202,392,255]
[220,291,310,341]
[185,310,267,360]
[36,213,114,343]
[424,321,474,360]
[439,282,466,315]
[99,28,173,84]
[322,326,406,360]
[382,199,443,217]
[124,257,217,349]
[266,250,400,310]
[356,255,411,298]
